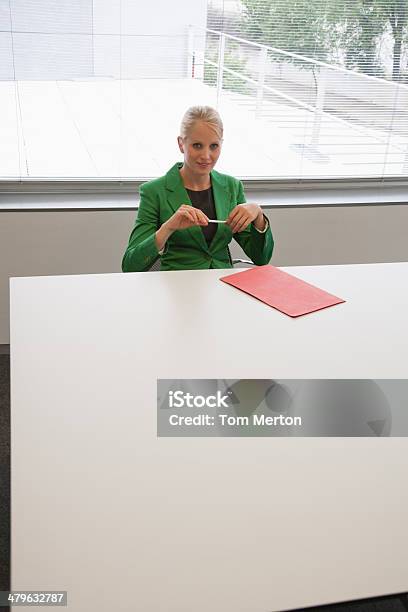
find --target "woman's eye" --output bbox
[192,143,219,149]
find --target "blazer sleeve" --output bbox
[232,180,274,266]
[122,183,161,272]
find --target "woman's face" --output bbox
[177,120,222,176]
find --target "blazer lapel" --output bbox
[165,163,208,252]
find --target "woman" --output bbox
[122,106,273,272]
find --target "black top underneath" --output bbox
[186,186,217,246]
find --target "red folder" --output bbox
[220,265,345,317]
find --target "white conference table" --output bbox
[10,263,408,611]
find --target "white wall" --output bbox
[0,0,208,81]
[2,0,93,80]
[92,0,208,79]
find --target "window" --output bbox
[1,0,408,181]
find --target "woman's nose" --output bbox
[200,148,212,159]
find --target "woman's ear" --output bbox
[177,136,184,153]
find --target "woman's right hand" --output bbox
[164,204,209,233]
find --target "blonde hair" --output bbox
[180,105,223,140]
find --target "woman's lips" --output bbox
[197,162,211,167]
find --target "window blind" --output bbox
[203,0,408,179]
[1,0,407,181]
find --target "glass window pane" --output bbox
[1,0,408,181]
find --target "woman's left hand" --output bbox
[226,203,265,233]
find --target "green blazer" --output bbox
[122,162,274,272]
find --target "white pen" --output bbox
[207,219,227,224]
